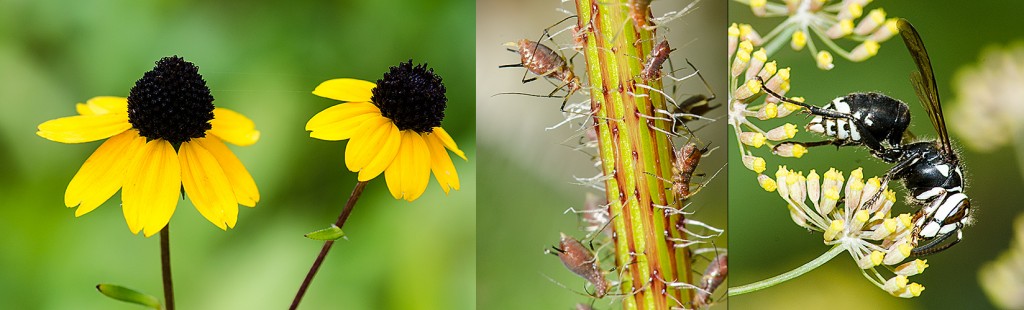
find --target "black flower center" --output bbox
[127,56,214,143]
[371,60,446,133]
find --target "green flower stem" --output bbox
[729,244,846,296]
[289,181,368,310]
[575,0,689,308]
[160,225,174,310]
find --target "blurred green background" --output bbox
[477,0,726,309]
[0,0,474,309]
[730,1,1024,309]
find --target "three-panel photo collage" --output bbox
[4,0,1024,309]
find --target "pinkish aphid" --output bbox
[550,233,608,298]
[501,39,582,110]
[693,253,727,308]
[640,40,673,81]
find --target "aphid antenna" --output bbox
[643,170,676,188]
[541,273,606,299]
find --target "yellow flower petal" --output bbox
[306,102,380,141]
[425,133,460,193]
[357,122,401,181]
[195,136,260,207]
[122,139,180,237]
[209,108,260,146]
[404,133,431,201]
[384,151,403,200]
[65,130,145,216]
[37,113,131,143]
[385,132,431,201]
[180,141,239,230]
[344,115,390,172]
[76,96,129,116]
[432,127,466,160]
[312,78,376,102]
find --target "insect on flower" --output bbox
[761,19,970,256]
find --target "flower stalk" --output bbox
[729,244,845,295]
[574,0,693,308]
[289,181,368,310]
[160,226,174,310]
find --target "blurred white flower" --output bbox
[949,43,1024,152]
[979,213,1024,309]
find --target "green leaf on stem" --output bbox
[95,284,162,309]
[304,224,346,241]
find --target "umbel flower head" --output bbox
[734,0,899,70]
[37,56,260,237]
[769,166,927,297]
[729,38,805,179]
[308,60,465,201]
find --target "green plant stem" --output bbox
[575,0,688,308]
[160,225,174,310]
[729,244,846,296]
[289,181,368,310]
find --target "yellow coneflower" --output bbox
[307,60,465,201]
[37,56,260,237]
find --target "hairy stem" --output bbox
[289,181,368,310]
[575,1,691,308]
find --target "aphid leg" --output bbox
[666,60,719,133]
[683,164,725,198]
[528,15,580,84]
[683,59,716,102]
[636,111,681,138]
[643,0,700,31]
